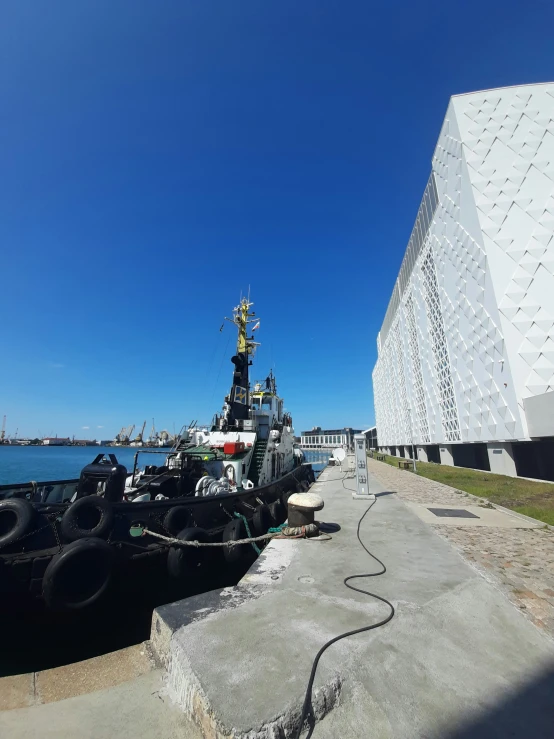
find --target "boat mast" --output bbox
[225,298,260,425]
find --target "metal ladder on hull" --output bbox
[249,438,268,486]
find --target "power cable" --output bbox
[294,472,395,738]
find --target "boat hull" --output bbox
[0,463,315,614]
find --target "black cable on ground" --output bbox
[340,468,358,494]
[294,478,395,739]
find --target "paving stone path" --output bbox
[366,456,554,636]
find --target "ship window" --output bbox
[252,398,260,408]
[262,398,272,407]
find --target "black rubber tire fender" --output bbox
[60,496,114,542]
[163,506,191,536]
[0,498,36,549]
[252,504,273,536]
[222,518,254,565]
[281,489,293,509]
[268,499,286,526]
[42,538,115,610]
[167,527,208,578]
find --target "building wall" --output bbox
[300,428,361,448]
[373,83,554,448]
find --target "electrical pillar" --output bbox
[352,433,375,501]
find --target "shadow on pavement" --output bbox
[442,661,554,739]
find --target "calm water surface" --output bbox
[0,445,155,485]
[0,445,329,485]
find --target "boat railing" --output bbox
[0,479,79,503]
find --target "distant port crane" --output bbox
[131,420,147,446]
[148,418,158,445]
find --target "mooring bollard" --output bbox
[287,492,324,531]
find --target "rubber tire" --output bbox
[281,489,295,508]
[268,499,286,526]
[223,518,254,565]
[42,538,114,610]
[167,527,208,578]
[0,498,35,548]
[163,506,191,536]
[252,504,273,536]
[61,496,114,542]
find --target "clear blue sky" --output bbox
[1,0,553,440]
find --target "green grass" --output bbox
[370,453,554,526]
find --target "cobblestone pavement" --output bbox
[366,456,554,636]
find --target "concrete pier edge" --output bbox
[150,463,554,739]
[151,539,343,738]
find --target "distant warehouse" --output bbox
[300,427,362,449]
[373,83,554,481]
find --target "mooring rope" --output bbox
[142,523,320,548]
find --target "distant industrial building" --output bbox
[300,427,362,450]
[373,83,554,481]
[42,437,71,446]
[364,426,378,449]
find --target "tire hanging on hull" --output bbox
[0,499,36,549]
[60,496,114,542]
[167,527,208,578]
[222,518,256,565]
[42,538,115,610]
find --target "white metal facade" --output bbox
[373,83,554,447]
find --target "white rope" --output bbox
[142,524,319,548]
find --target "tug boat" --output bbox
[0,298,314,612]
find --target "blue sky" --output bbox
[1,0,553,440]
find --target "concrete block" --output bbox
[417,446,429,463]
[35,644,154,704]
[0,673,34,711]
[487,442,517,477]
[439,444,454,466]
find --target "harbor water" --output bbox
[0,446,328,486]
[0,445,153,485]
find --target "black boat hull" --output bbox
[0,463,315,614]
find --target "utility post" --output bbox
[408,408,417,473]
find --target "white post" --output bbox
[352,433,375,500]
[408,408,417,473]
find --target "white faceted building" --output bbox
[372,83,554,480]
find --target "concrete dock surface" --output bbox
[154,463,554,738]
[0,644,203,739]
[366,455,554,634]
[3,462,554,738]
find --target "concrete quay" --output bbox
[366,456,554,634]
[0,644,202,739]
[152,463,554,738]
